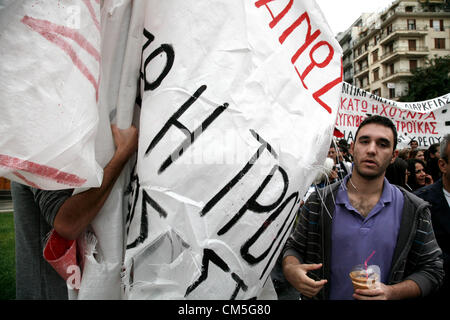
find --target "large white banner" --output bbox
[0,0,103,190]
[1,0,342,299]
[338,82,450,149]
[122,0,342,299]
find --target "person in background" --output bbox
[409,139,418,151]
[385,151,408,189]
[414,134,450,300]
[328,142,351,181]
[282,115,443,300]
[425,143,442,182]
[406,158,433,192]
[338,139,353,163]
[11,124,138,300]
[409,149,425,163]
[398,148,411,161]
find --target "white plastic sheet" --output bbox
[122,0,343,299]
[0,0,102,190]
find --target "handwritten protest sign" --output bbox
[0,0,102,190]
[1,0,342,300]
[338,82,450,149]
[122,0,342,299]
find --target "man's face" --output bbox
[350,123,395,180]
[410,141,418,150]
[438,144,450,185]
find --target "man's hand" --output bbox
[111,124,138,163]
[353,283,392,300]
[353,280,420,300]
[54,124,139,240]
[282,256,327,298]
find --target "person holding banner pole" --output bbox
[11,124,138,300]
[282,115,444,300]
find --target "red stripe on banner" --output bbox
[0,154,87,187]
[13,171,42,189]
[21,15,100,101]
[82,0,100,32]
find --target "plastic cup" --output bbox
[349,264,380,290]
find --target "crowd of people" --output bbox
[277,117,449,300]
[11,115,449,301]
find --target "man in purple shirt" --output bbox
[282,115,444,300]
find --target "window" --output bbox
[387,24,393,35]
[408,39,416,51]
[373,88,381,96]
[405,6,413,13]
[435,38,446,49]
[389,88,396,99]
[407,19,416,30]
[389,64,394,75]
[373,50,379,62]
[430,19,444,31]
[374,36,378,45]
[373,68,380,81]
[409,60,417,71]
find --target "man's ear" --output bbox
[349,141,354,156]
[438,158,447,175]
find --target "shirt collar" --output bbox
[336,175,393,206]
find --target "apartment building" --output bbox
[339,0,450,100]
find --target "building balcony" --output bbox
[343,58,353,69]
[379,26,428,45]
[380,46,429,64]
[354,65,370,78]
[381,68,413,83]
[354,48,369,63]
[380,4,449,27]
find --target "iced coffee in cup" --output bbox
[349,264,380,290]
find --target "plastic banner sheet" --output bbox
[122,0,342,299]
[0,0,102,190]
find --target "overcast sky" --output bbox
[315,0,396,34]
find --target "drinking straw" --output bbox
[364,250,376,279]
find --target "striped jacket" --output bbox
[282,181,444,300]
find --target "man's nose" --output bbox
[367,141,377,154]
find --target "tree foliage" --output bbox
[399,55,450,102]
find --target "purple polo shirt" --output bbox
[329,175,404,300]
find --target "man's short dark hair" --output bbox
[429,143,440,155]
[440,134,450,163]
[354,115,398,151]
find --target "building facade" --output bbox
[338,0,450,100]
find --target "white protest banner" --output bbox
[0,0,140,299]
[338,82,450,149]
[0,0,103,190]
[122,0,342,299]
